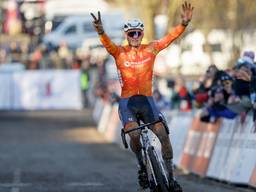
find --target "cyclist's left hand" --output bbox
[181,1,194,26]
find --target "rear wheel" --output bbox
[147,146,169,192]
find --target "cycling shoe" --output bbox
[138,168,149,189]
[169,179,183,192]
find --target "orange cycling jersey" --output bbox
[99,24,185,98]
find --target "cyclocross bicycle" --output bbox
[121,116,171,192]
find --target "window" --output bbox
[181,44,192,52]
[83,23,95,33]
[203,43,222,52]
[64,25,77,34]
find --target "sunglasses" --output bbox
[222,80,232,86]
[127,31,142,38]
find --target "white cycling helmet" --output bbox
[123,19,144,32]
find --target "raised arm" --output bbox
[90,11,119,57]
[153,1,194,53]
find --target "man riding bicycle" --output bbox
[91,2,193,191]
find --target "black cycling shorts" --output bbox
[118,95,161,126]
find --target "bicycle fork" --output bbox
[142,130,169,190]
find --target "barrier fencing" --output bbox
[94,98,256,188]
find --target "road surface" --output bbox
[0,110,254,192]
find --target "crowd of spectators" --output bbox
[0,41,97,70]
[0,40,110,108]
[151,51,256,130]
[1,40,256,126]
[87,45,256,131]
[192,51,256,129]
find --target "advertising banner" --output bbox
[250,166,256,188]
[207,118,236,179]
[224,115,256,184]
[169,114,192,166]
[0,73,12,109]
[98,103,112,133]
[12,70,82,110]
[105,104,123,143]
[179,114,204,172]
[191,119,221,176]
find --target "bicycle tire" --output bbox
[147,146,169,192]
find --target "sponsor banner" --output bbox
[169,113,193,166]
[150,111,192,165]
[0,73,12,109]
[238,117,256,185]
[250,166,256,188]
[98,103,112,133]
[179,114,204,172]
[105,104,122,143]
[96,105,256,188]
[12,70,82,110]
[114,120,124,146]
[191,119,221,176]
[224,115,256,184]
[93,98,105,122]
[207,118,236,179]
[0,63,25,72]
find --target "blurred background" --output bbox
[1,0,256,72]
[0,1,256,192]
[0,0,256,107]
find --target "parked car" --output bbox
[43,13,124,50]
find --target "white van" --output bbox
[43,13,124,49]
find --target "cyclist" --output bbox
[91,2,193,191]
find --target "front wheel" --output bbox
[147,146,169,192]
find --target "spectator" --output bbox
[193,64,226,107]
[251,78,256,131]
[171,77,192,112]
[0,48,8,64]
[242,51,255,65]
[80,71,90,108]
[20,43,30,68]
[72,57,82,70]
[57,41,72,69]
[153,89,170,110]
[30,45,43,69]
[80,60,90,108]
[200,84,237,123]
[49,50,61,69]
[227,59,253,115]
[243,51,256,129]
[8,42,21,63]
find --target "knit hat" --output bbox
[242,51,255,64]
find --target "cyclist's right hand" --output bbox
[90,11,104,35]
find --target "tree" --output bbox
[106,0,160,41]
[106,0,256,67]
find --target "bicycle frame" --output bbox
[140,127,159,187]
[121,116,169,149]
[121,117,170,190]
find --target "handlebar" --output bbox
[121,116,169,149]
[124,119,162,134]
